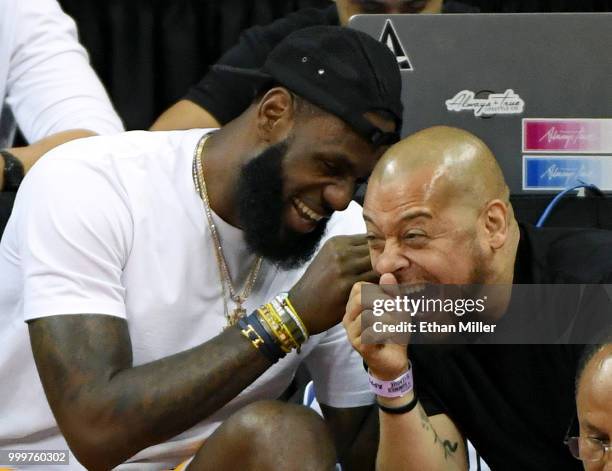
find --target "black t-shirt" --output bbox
[185,2,479,125]
[410,224,612,471]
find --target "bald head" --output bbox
[576,344,612,468]
[363,126,519,287]
[579,345,612,392]
[370,126,509,210]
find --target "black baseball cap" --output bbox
[214,25,403,146]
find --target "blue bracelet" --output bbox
[238,312,285,364]
[249,311,286,362]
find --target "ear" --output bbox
[255,87,295,144]
[482,199,509,250]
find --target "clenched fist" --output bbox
[288,234,379,335]
[342,273,410,380]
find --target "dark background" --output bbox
[57,0,612,130]
[2,1,612,234]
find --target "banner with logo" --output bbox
[522,155,612,191]
[523,119,612,154]
[522,119,612,191]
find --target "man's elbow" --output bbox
[58,408,135,470]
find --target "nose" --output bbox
[323,179,355,212]
[374,238,410,275]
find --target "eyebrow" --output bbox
[583,421,605,435]
[363,209,433,226]
[399,210,433,222]
[582,420,607,435]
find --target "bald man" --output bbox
[569,333,612,470]
[343,126,612,471]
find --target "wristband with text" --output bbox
[368,363,413,398]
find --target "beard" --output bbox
[236,140,329,270]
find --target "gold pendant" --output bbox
[228,307,246,326]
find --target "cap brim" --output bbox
[212,64,273,82]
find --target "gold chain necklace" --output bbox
[192,134,263,326]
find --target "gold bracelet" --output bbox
[254,309,277,343]
[271,298,304,346]
[262,304,297,352]
[258,304,296,353]
[267,302,300,350]
[257,305,291,353]
[283,295,309,340]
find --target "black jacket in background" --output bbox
[185,2,479,125]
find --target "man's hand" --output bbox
[343,273,409,380]
[289,234,379,335]
[343,276,468,471]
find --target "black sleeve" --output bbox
[567,283,612,344]
[410,345,448,417]
[184,5,339,125]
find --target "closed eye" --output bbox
[403,231,428,245]
[320,159,344,177]
[323,160,338,171]
[404,231,426,239]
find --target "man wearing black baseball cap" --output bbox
[0,26,401,470]
[213,25,402,147]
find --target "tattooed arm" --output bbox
[343,281,468,471]
[28,235,373,471]
[376,392,467,471]
[29,314,270,471]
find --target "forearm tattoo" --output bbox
[418,406,459,460]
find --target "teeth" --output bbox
[293,198,324,222]
[405,283,426,294]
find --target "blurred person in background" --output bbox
[569,331,612,470]
[151,0,478,131]
[0,0,123,193]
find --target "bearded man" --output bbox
[0,26,401,470]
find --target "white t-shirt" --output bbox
[0,0,123,148]
[0,129,373,470]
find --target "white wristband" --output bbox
[368,363,413,398]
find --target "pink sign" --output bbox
[523,119,612,153]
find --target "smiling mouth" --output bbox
[404,283,426,294]
[292,197,327,223]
